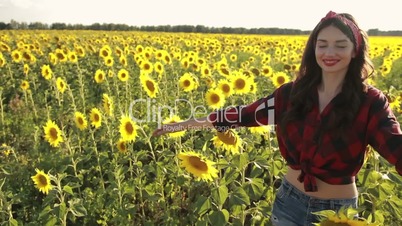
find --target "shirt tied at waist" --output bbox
[297,161,318,192]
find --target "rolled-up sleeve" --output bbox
[207,94,275,132]
[207,81,296,132]
[367,90,402,175]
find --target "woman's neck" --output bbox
[318,74,345,96]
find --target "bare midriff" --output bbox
[285,167,358,199]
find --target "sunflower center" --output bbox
[276,76,285,85]
[38,175,48,186]
[125,122,134,134]
[78,117,84,124]
[222,84,230,93]
[94,114,100,121]
[144,64,150,70]
[183,80,191,87]
[235,79,245,89]
[146,80,155,92]
[188,156,208,171]
[220,68,229,76]
[49,128,58,139]
[101,50,109,57]
[217,131,237,145]
[121,73,126,78]
[119,143,126,151]
[210,93,220,104]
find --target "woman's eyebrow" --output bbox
[316,39,349,43]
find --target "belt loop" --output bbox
[285,180,293,197]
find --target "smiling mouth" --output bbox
[323,59,339,66]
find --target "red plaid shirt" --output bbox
[208,82,402,192]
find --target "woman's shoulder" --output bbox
[364,85,389,105]
[276,81,294,95]
[365,85,386,99]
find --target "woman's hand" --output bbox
[151,122,185,137]
[151,117,213,137]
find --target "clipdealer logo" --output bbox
[127,96,275,128]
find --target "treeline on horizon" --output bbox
[0,20,401,36]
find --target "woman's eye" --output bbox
[337,46,347,49]
[317,46,327,48]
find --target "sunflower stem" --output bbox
[0,91,4,139]
[28,90,38,120]
[89,128,105,191]
[75,64,86,112]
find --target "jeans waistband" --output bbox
[280,177,358,205]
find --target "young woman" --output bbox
[152,11,402,225]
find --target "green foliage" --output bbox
[0,30,401,226]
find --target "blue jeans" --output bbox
[270,178,357,226]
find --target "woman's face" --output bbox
[315,25,355,76]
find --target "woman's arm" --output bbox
[152,116,213,137]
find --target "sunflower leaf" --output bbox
[211,185,228,208]
[193,195,211,216]
[208,209,229,225]
[243,178,264,200]
[229,187,250,206]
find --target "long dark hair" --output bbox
[280,13,375,138]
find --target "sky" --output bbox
[0,0,401,31]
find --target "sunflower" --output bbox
[217,79,233,98]
[94,69,106,84]
[140,60,153,74]
[90,108,102,128]
[248,125,272,135]
[102,93,114,116]
[271,71,290,88]
[108,70,114,78]
[56,77,67,93]
[230,54,237,62]
[41,64,53,80]
[140,74,159,98]
[43,120,64,147]
[48,53,58,65]
[55,49,67,63]
[249,79,258,94]
[23,63,30,75]
[0,55,5,67]
[0,42,10,52]
[314,207,380,226]
[231,73,251,95]
[104,56,114,67]
[163,115,186,138]
[99,45,112,58]
[119,55,127,67]
[119,115,138,142]
[117,68,129,82]
[179,72,198,92]
[162,52,172,65]
[68,51,78,63]
[261,65,273,77]
[11,49,22,63]
[177,151,218,182]
[205,88,225,110]
[31,168,53,195]
[74,111,88,130]
[211,129,242,155]
[154,61,165,77]
[116,139,127,153]
[200,65,212,77]
[21,80,30,91]
[75,45,86,57]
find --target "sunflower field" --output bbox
[0,30,402,226]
